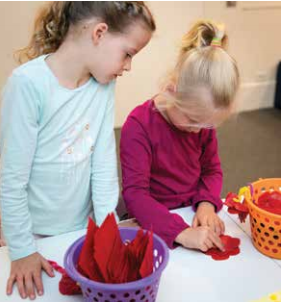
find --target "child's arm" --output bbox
[191,129,223,211]
[0,73,53,298]
[0,73,39,260]
[191,129,225,234]
[120,116,189,249]
[91,82,119,225]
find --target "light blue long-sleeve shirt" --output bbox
[0,55,119,261]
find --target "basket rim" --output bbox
[64,227,169,291]
[245,178,281,220]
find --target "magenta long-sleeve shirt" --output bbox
[120,100,223,248]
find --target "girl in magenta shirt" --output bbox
[120,20,240,251]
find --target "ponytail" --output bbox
[167,20,239,110]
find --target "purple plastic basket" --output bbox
[64,227,169,302]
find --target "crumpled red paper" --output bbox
[257,191,281,215]
[48,260,81,295]
[225,192,249,222]
[50,213,154,295]
[204,235,240,260]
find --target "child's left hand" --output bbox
[192,201,225,235]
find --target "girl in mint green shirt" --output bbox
[0,1,155,300]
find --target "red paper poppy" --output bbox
[204,235,240,261]
[225,192,249,222]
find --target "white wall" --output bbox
[203,1,281,113]
[0,1,280,127]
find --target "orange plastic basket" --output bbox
[245,178,281,259]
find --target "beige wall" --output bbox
[0,1,280,127]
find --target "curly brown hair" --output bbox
[16,1,156,64]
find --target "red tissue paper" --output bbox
[204,235,240,261]
[225,192,249,223]
[50,213,154,295]
[257,191,281,215]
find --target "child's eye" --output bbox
[126,53,132,59]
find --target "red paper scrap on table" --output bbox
[50,213,154,295]
[204,235,240,261]
[257,191,281,215]
[48,260,82,295]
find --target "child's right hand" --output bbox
[175,226,225,252]
[6,252,55,300]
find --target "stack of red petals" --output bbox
[78,213,153,284]
[53,214,154,295]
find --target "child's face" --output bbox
[166,104,228,133]
[90,23,152,84]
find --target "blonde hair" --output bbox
[16,1,156,64]
[160,20,240,121]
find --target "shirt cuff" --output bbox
[9,244,37,261]
[157,213,190,249]
[192,192,223,213]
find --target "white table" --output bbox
[0,207,280,302]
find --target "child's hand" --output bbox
[6,252,55,300]
[192,201,225,235]
[175,226,225,252]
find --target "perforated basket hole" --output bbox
[261,187,266,193]
[155,261,159,269]
[153,249,158,257]
[123,292,130,299]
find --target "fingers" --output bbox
[192,216,199,228]
[24,274,36,300]
[207,216,225,236]
[6,274,16,296]
[16,275,26,299]
[41,259,55,277]
[33,271,44,296]
[209,231,225,252]
[204,238,214,251]
[220,220,225,234]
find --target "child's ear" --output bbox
[166,83,177,95]
[92,23,109,44]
